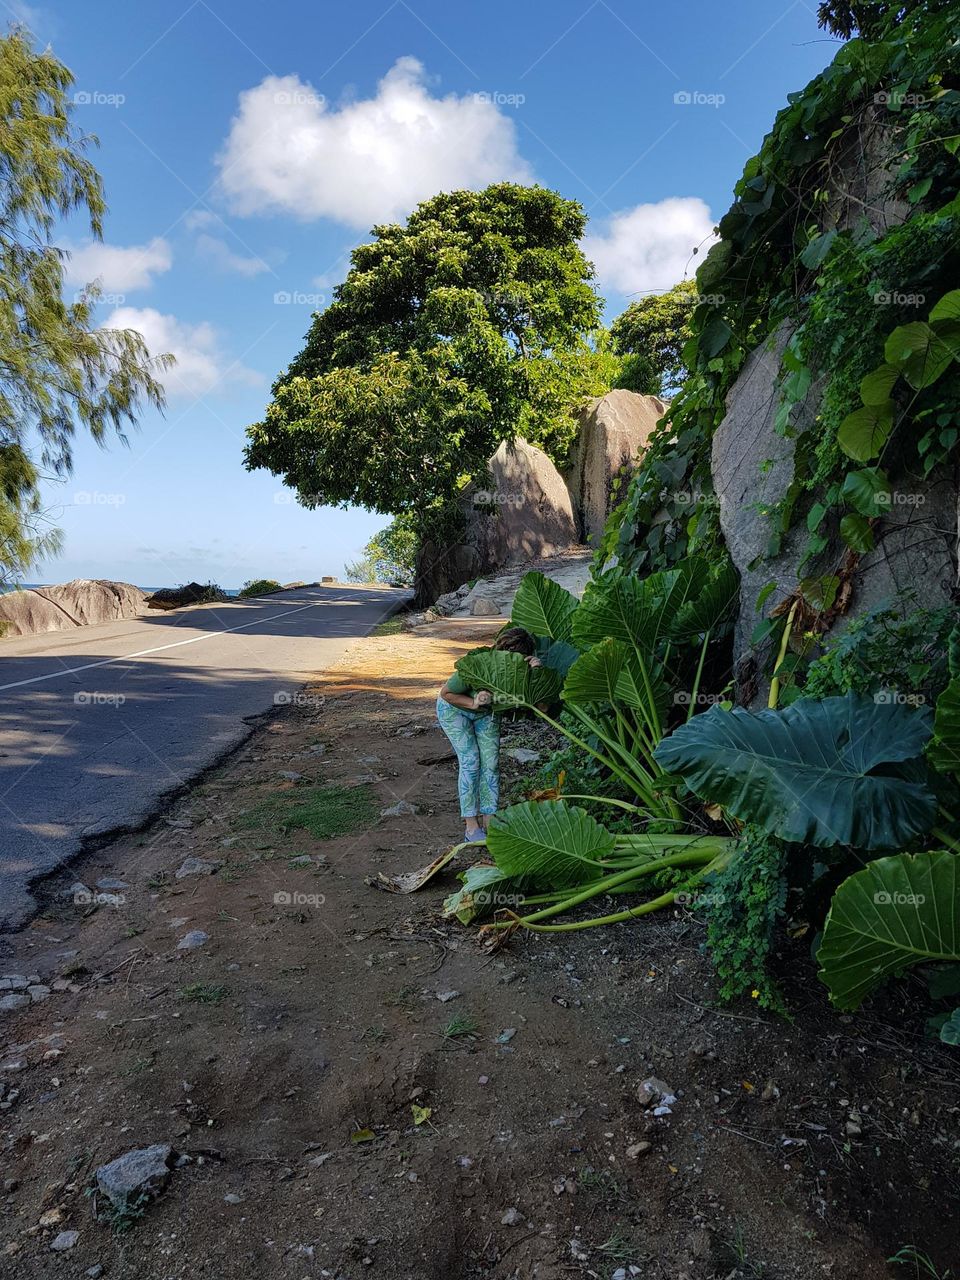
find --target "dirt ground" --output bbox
[1,618,958,1280]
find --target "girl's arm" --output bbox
[440,680,490,711]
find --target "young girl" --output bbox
[437,626,540,843]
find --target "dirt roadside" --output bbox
[0,619,957,1280]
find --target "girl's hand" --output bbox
[526,656,542,668]
[473,690,493,708]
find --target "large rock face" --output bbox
[713,324,958,702]
[414,439,578,603]
[0,579,148,638]
[566,390,667,544]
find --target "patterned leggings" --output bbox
[436,696,500,817]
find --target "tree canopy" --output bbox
[0,29,169,584]
[610,280,698,398]
[245,183,610,528]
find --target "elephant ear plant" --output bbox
[440,561,742,932]
[654,689,960,1036]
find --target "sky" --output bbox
[11,0,840,588]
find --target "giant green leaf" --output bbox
[572,559,709,652]
[940,1008,960,1046]
[510,571,579,642]
[841,467,890,516]
[562,637,632,706]
[928,676,960,774]
[884,321,955,390]
[486,800,613,887]
[859,364,900,406]
[536,637,580,678]
[837,401,895,461]
[455,648,562,711]
[670,561,740,640]
[653,693,936,849]
[929,289,960,326]
[817,850,960,1009]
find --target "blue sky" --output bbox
[15,0,838,588]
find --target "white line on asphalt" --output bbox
[0,598,334,693]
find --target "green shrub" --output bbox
[239,578,283,598]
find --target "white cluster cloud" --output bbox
[194,233,270,277]
[104,306,261,399]
[583,197,717,297]
[216,57,532,228]
[63,237,172,293]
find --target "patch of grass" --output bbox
[577,1167,629,1205]
[717,1224,769,1279]
[889,1246,952,1280]
[441,1012,478,1040]
[234,783,377,841]
[120,1053,155,1077]
[382,984,419,1009]
[147,871,168,889]
[373,615,405,636]
[178,983,227,1004]
[598,1232,639,1262]
[360,1024,391,1044]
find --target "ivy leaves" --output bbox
[838,289,960,466]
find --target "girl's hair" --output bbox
[493,625,536,656]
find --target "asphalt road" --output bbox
[0,584,410,930]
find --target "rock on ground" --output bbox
[95,1144,173,1211]
[0,579,148,638]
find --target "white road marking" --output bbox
[0,598,333,693]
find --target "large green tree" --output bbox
[245,183,609,530]
[609,280,698,398]
[0,29,169,585]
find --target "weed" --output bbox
[360,1024,391,1044]
[577,1167,628,1205]
[89,1186,153,1235]
[382,984,419,1009]
[120,1054,155,1077]
[888,1246,952,1280]
[597,1232,639,1261]
[441,1012,478,1039]
[178,983,227,1004]
[718,1223,768,1279]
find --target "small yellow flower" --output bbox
[751,989,760,999]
